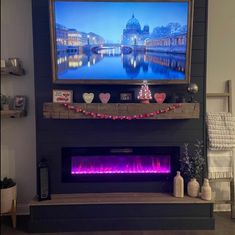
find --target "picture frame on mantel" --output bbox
[119,92,134,103]
[49,0,194,85]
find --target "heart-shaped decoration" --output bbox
[154,93,166,104]
[82,93,94,104]
[99,93,111,104]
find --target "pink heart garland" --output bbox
[154,93,166,104]
[99,93,111,104]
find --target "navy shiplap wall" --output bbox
[32,0,207,193]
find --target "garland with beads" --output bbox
[63,103,182,120]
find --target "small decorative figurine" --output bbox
[154,93,166,104]
[82,93,94,104]
[99,93,111,104]
[137,80,152,104]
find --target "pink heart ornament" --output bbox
[99,93,111,104]
[154,93,166,104]
[82,93,94,103]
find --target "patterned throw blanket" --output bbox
[206,112,235,179]
[207,150,233,179]
[206,112,235,150]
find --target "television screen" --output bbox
[50,0,193,84]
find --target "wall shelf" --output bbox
[1,58,25,76]
[1,110,26,118]
[43,103,200,120]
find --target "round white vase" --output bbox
[187,178,200,197]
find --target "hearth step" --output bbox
[29,193,214,232]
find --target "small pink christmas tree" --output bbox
[137,80,152,103]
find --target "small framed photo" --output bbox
[13,95,27,111]
[120,92,133,102]
[53,90,73,103]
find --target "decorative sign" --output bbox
[82,93,94,103]
[13,95,27,111]
[53,90,73,103]
[120,92,133,102]
[154,93,166,104]
[99,93,111,104]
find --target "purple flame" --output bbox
[71,155,171,175]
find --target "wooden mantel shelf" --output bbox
[43,102,199,120]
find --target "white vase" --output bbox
[173,171,184,198]
[187,178,200,197]
[0,185,17,213]
[201,178,212,201]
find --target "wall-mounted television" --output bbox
[49,0,194,84]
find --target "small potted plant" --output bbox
[0,177,17,214]
[180,140,205,197]
[1,94,11,110]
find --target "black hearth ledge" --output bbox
[28,193,214,232]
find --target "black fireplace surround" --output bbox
[62,146,180,186]
[30,0,210,231]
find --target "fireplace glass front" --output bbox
[71,154,171,175]
[62,147,179,183]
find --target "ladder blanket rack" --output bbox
[206,80,234,218]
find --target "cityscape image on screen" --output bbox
[52,1,191,82]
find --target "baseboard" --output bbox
[214,204,230,212]
[28,217,215,232]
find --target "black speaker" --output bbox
[37,159,51,201]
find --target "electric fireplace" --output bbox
[62,147,179,183]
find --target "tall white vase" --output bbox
[201,178,212,201]
[173,171,184,198]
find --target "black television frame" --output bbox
[49,0,194,85]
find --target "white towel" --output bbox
[207,150,233,179]
[206,112,235,150]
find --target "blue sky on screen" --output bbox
[55,1,188,43]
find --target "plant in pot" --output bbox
[1,94,11,110]
[180,140,205,197]
[0,177,17,214]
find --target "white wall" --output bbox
[207,0,235,211]
[1,0,36,214]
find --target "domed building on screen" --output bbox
[122,14,150,45]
